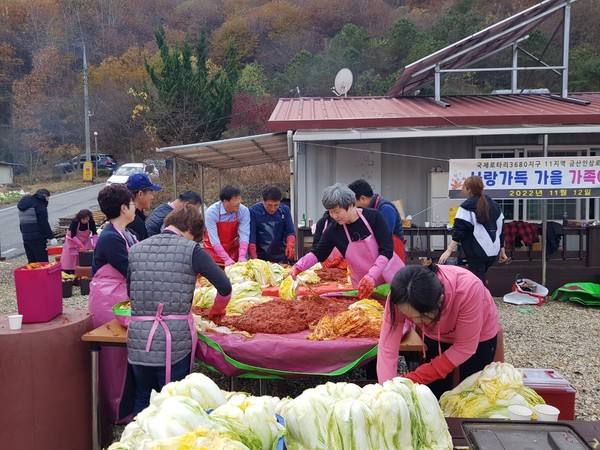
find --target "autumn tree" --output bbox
[140,25,240,146]
[12,46,81,177]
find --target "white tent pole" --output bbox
[541,134,549,287]
[172,157,177,196]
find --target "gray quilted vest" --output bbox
[127,232,198,366]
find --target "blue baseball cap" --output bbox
[127,173,162,191]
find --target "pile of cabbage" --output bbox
[193,280,270,316]
[107,373,285,450]
[277,379,452,450]
[439,362,546,418]
[225,260,286,287]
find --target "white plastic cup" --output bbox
[424,222,430,227]
[535,404,560,421]
[8,314,23,331]
[508,405,533,421]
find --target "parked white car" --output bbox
[106,163,159,186]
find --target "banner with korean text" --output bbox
[448,157,600,199]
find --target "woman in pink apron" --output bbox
[127,205,232,415]
[202,185,250,266]
[89,185,137,424]
[292,184,405,299]
[60,209,98,272]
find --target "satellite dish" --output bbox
[332,68,353,97]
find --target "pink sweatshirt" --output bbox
[377,265,500,383]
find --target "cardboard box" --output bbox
[14,262,62,323]
[521,368,576,420]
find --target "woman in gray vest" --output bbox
[127,204,232,415]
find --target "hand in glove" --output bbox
[207,292,231,325]
[285,235,296,260]
[290,265,302,280]
[213,243,235,267]
[402,353,456,385]
[49,238,58,246]
[290,253,318,280]
[322,255,343,268]
[238,242,249,262]
[223,257,235,267]
[357,274,375,299]
[207,305,227,325]
[248,243,258,259]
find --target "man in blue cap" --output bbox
[127,173,162,241]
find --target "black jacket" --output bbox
[145,203,174,237]
[17,193,54,242]
[452,194,505,261]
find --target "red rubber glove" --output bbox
[207,292,231,325]
[357,274,375,299]
[322,255,343,268]
[402,353,456,385]
[285,235,296,260]
[248,243,258,259]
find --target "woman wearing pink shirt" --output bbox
[377,263,500,398]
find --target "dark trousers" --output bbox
[466,256,496,284]
[23,239,48,263]
[423,334,497,399]
[131,353,191,415]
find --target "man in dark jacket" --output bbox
[126,173,162,241]
[145,190,202,237]
[17,188,56,262]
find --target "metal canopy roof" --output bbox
[386,0,576,97]
[156,132,289,170]
[267,93,600,131]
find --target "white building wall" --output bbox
[295,136,474,226]
[0,166,13,184]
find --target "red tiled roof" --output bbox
[267,93,600,131]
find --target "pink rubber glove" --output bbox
[73,237,85,250]
[357,274,375,299]
[248,243,258,259]
[367,255,390,281]
[213,243,235,266]
[290,252,318,279]
[285,235,296,260]
[238,242,249,262]
[403,353,456,385]
[207,292,231,325]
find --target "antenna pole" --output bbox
[83,44,91,163]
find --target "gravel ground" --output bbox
[2,255,599,425]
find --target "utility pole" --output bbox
[83,44,91,163]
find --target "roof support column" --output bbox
[434,65,441,102]
[172,157,177,196]
[287,130,297,255]
[200,164,205,210]
[511,43,518,93]
[561,4,571,98]
[541,134,549,287]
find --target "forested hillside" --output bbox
[1,0,599,176]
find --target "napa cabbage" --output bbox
[439,362,546,419]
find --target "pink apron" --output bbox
[60,227,96,270]
[130,304,197,384]
[88,227,135,424]
[343,210,405,288]
[129,226,198,384]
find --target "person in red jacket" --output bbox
[377,263,500,398]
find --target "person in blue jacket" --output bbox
[17,188,56,262]
[348,179,406,262]
[248,186,296,263]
